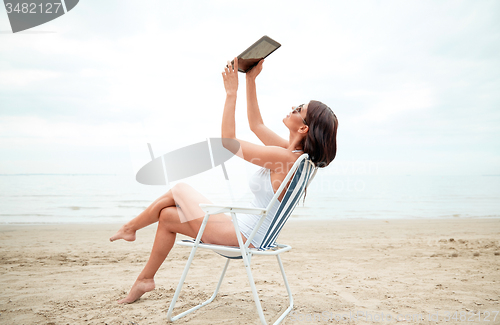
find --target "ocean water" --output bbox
[0,173,499,224]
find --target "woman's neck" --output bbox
[288,135,304,152]
[288,143,304,152]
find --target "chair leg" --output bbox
[272,255,294,325]
[243,254,293,325]
[167,258,231,322]
[242,252,268,325]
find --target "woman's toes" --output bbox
[110,226,136,242]
[117,279,155,304]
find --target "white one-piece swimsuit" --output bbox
[237,167,282,249]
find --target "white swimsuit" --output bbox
[238,150,304,248]
[237,167,281,249]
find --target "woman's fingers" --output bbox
[224,62,233,76]
[222,57,239,96]
[224,58,239,73]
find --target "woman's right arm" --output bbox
[246,61,289,148]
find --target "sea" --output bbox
[1,173,499,224]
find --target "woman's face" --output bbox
[283,103,309,130]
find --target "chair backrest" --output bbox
[257,154,317,250]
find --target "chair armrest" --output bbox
[199,203,266,216]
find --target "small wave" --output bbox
[0,173,118,176]
[60,206,103,210]
[117,205,147,209]
[7,195,74,197]
[0,213,52,217]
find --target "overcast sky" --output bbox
[1,0,499,176]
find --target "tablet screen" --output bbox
[236,36,281,73]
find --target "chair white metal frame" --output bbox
[166,154,318,325]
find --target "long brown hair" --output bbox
[302,100,338,168]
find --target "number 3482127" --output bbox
[5,3,63,14]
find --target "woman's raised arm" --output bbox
[221,58,238,139]
[246,61,289,148]
[221,58,295,172]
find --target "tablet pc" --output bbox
[233,36,281,73]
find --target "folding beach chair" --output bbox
[166,153,317,325]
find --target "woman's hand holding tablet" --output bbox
[231,35,281,73]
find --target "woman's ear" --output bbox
[298,125,309,135]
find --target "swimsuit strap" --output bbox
[292,149,304,153]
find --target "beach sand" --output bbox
[1,218,499,324]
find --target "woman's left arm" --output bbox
[221,58,294,172]
[221,58,239,139]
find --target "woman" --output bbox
[110,58,338,304]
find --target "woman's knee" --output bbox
[158,206,198,238]
[171,182,193,197]
[158,207,178,227]
[172,182,191,190]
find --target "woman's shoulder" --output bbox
[268,152,303,176]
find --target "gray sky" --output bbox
[1,0,499,176]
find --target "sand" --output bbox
[1,218,499,325]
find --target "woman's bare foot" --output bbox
[110,224,136,242]
[118,278,155,304]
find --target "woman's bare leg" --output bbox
[116,183,239,303]
[117,206,195,303]
[110,188,178,242]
